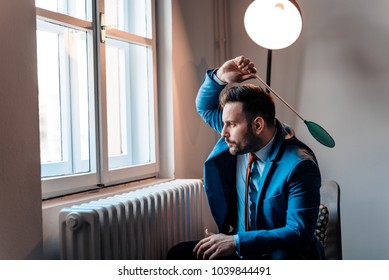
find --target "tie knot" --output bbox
[248,152,257,167]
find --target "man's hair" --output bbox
[220,84,276,126]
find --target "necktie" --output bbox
[245,153,259,231]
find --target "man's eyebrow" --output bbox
[223,119,238,124]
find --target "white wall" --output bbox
[172,0,220,180]
[0,0,43,259]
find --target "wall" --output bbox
[0,0,43,259]
[172,0,220,180]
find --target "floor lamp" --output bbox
[244,0,335,148]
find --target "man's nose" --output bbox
[221,124,228,138]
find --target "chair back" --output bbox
[320,180,342,260]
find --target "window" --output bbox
[36,0,158,199]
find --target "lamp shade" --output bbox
[244,0,302,50]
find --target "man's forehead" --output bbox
[222,102,245,121]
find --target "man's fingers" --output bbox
[205,228,215,236]
[193,239,204,253]
[194,238,212,259]
[202,244,217,260]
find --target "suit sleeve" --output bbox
[195,69,226,134]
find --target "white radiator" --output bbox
[59,179,206,260]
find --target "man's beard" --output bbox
[226,128,259,156]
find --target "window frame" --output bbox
[37,0,159,199]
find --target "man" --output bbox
[168,56,324,260]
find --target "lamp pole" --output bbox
[266,49,272,91]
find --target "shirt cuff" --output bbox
[212,70,228,86]
[234,234,241,257]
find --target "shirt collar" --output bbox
[253,130,277,163]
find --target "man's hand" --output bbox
[215,55,257,84]
[193,229,236,260]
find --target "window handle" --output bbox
[100,13,116,43]
[100,13,106,43]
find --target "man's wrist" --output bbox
[212,69,228,86]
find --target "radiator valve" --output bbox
[66,213,82,231]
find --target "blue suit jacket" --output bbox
[196,70,324,259]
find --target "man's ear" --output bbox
[253,116,265,135]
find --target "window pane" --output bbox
[37,28,63,163]
[105,38,155,169]
[35,0,92,21]
[105,0,152,38]
[37,20,94,177]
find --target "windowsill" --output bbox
[42,177,174,210]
